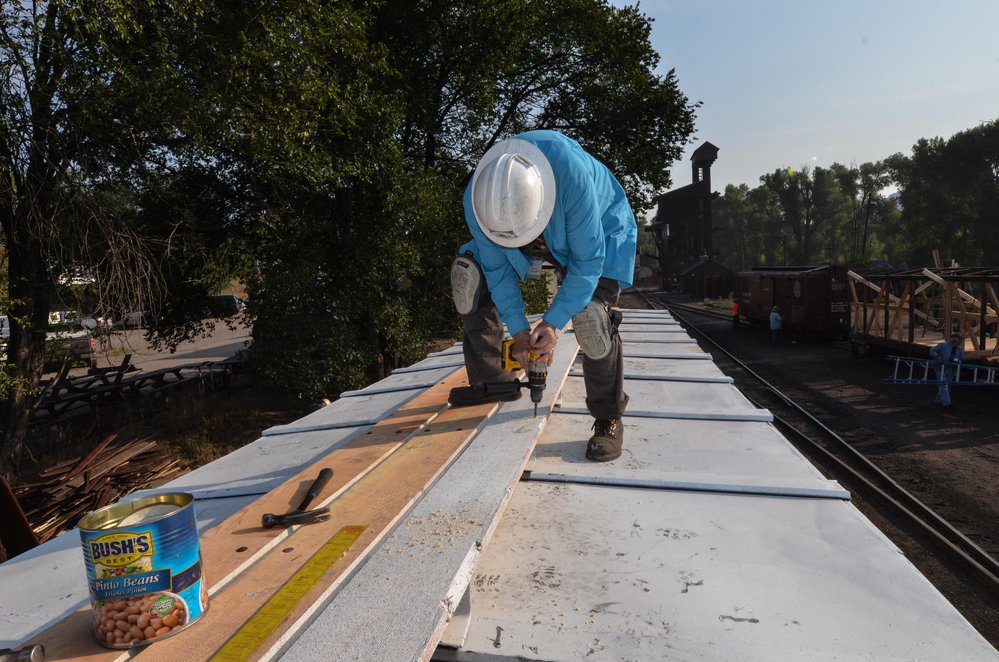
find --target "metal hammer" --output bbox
[0,645,44,662]
[261,468,333,528]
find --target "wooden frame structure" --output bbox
[848,267,999,361]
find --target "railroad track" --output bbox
[630,289,999,597]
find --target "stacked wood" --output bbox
[12,434,187,544]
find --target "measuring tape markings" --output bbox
[210,525,367,662]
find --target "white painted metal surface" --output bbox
[621,346,712,360]
[2,306,996,660]
[440,481,999,661]
[599,355,729,380]
[531,414,836,492]
[435,307,998,661]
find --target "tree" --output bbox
[760,167,820,264]
[810,166,853,264]
[888,120,999,266]
[827,161,900,266]
[0,1,205,476]
[0,0,384,478]
[1,0,699,478]
[246,0,698,399]
[713,184,753,271]
[376,0,696,211]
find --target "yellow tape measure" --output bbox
[211,525,367,662]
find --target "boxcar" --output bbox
[736,265,851,337]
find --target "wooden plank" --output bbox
[922,268,998,316]
[143,388,501,660]
[887,286,906,339]
[63,434,119,482]
[24,369,476,660]
[848,270,933,325]
[277,336,581,662]
[260,368,460,436]
[956,285,980,350]
[56,440,159,492]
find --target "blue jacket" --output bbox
[930,340,964,364]
[461,130,638,336]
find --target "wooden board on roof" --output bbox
[276,335,582,662]
[20,370,489,660]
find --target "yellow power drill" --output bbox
[502,337,547,417]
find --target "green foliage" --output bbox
[714,120,996,272]
[521,276,554,317]
[376,0,697,210]
[715,162,901,269]
[636,219,659,264]
[0,0,699,458]
[887,120,999,266]
[242,0,697,399]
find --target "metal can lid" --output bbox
[79,493,193,531]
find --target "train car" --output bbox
[737,265,851,337]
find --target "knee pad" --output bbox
[572,299,614,360]
[451,255,483,316]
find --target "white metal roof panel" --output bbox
[531,414,837,493]
[3,308,996,659]
[619,311,677,321]
[579,356,728,382]
[277,337,585,662]
[624,341,706,355]
[614,323,682,332]
[443,481,999,662]
[0,534,90,649]
[623,328,697,339]
[559,374,763,416]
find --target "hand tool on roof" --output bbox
[479,338,548,417]
[0,645,44,662]
[261,468,333,528]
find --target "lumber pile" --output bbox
[13,434,186,543]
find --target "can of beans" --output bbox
[78,492,209,648]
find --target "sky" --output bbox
[617,0,999,193]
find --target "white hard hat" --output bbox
[471,138,556,248]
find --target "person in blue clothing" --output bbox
[448,130,637,462]
[929,332,965,407]
[769,306,782,344]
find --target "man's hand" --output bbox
[529,321,558,365]
[511,323,557,367]
[511,329,533,368]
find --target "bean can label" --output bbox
[79,493,209,648]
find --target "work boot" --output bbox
[448,384,521,407]
[586,419,623,462]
